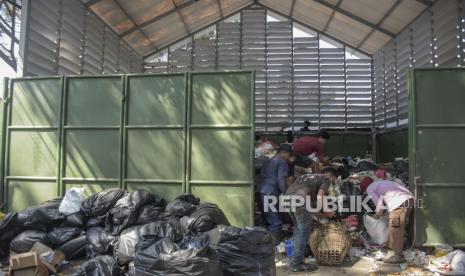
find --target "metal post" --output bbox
[291,20,295,131]
[264,10,268,132]
[215,23,219,71]
[343,45,347,131]
[317,33,321,130]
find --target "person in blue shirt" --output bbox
[257,143,293,245]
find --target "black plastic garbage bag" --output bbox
[10,230,48,253]
[73,255,121,276]
[134,235,221,276]
[0,213,23,257]
[87,227,116,257]
[17,198,65,230]
[47,227,83,247]
[80,189,127,218]
[180,203,230,233]
[66,211,87,228]
[354,161,377,172]
[58,235,88,260]
[136,205,165,225]
[175,194,200,205]
[218,226,275,276]
[105,190,155,235]
[166,199,197,217]
[115,220,183,265]
[86,214,107,229]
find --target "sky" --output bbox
[0,57,17,77]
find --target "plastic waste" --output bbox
[134,234,221,276]
[10,230,48,253]
[59,187,86,215]
[80,188,127,218]
[218,226,276,276]
[66,211,87,228]
[73,255,121,276]
[363,214,389,245]
[115,220,183,265]
[180,203,230,233]
[47,227,83,247]
[136,205,165,225]
[105,190,155,235]
[87,227,116,257]
[175,193,200,205]
[430,250,465,275]
[86,214,107,229]
[0,213,22,257]
[17,198,65,231]
[58,235,88,260]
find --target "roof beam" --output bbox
[120,0,199,38]
[85,0,103,7]
[415,0,433,6]
[143,1,255,59]
[171,0,191,35]
[355,0,401,51]
[322,0,342,33]
[259,3,372,56]
[289,0,296,16]
[217,0,223,18]
[312,0,395,37]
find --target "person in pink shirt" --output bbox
[360,177,414,263]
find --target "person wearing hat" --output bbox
[291,129,331,175]
[257,143,294,245]
[360,177,414,263]
[300,120,311,131]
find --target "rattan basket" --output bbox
[309,222,352,265]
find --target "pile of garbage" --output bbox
[0,188,276,276]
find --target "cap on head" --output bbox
[277,143,293,153]
[316,129,330,140]
[360,177,374,193]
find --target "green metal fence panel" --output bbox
[124,74,186,201]
[376,128,408,163]
[5,78,63,211]
[409,68,465,246]
[0,78,8,211]
[187,72,255,227]
[61,76,124,196]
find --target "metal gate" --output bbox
[409,68,465,246]
[2,72,255,226]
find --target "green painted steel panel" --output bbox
[8,181,58,211]
[126,183,183,202]
[65,130,120,179]
[10,131,59,176]
[4,78,62,211]
[190,129,252,181]
[409,69,465,246]
[66,78,122,126]
[187,72,255,227]
[376,129,408,163]
[124,74,186,200]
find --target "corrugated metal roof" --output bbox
[83,0,432,57]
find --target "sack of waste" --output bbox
[59,187,86,215]
[65,211,88,228]
[105,190,155,235]
[73,255,121,276]
[80,189,126,218]
[136,204,165,225]
[58,235,88,260]
[10,230,48,253]
[180,203,230,233]
[165,194,200,217]
[363,214,389,245]
[134,234,221,276]
[0,213,23,257]
[218,226,275,276]
[46,227,83,247]
[17,198,65,231]
[87,227,116,257]
[115,219,184,265]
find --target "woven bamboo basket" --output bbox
[309,222,352,265]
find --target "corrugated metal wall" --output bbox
[145,8,373,132]
[373,0,465,129]
[20,0,143,76]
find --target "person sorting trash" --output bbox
[285,172,336,273]
[291,129,330,174]
[360,177,414,263]
[257,144,294,245]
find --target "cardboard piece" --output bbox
[30,242,65,273]
[8,252,48,276]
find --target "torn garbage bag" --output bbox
[87,227,116,257]
[180,203,230,233]
[17,198,65,230]
[47,227,83,247]
[73,255,121,276]
[134,235,221,276]
[80,188,126,218]
[218,226,276,276]
[105,190,155,235]
[10,230,48,253]
[115,220,183,265]
[58,235,88,260]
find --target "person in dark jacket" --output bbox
[257,144,293,245]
